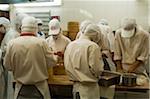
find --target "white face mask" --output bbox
[121,28,135,38]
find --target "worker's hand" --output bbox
[54,51,64,57]
[116,69,124,73]
[127,67,135,73]
[127,60,143,73]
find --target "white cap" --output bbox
[36,18,43,25]
[84,24,101,43]
[21,16,37,33]
[0,17,10,32]
[80,20,92,33]
[121,18,136,38]
[48,18,60,35]
[99,19,109,26]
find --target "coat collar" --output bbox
[20,32,36,36]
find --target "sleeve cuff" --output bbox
[137,56,147,63]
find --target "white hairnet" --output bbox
[15,13,29,32]
[15,13,28,26]
[99,19,109,26]
[121,18,136,30]
[21,16,37,33]
[84,24,101,43]
[0,17,10,32]
[80,20,92,33]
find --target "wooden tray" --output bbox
[98,70,121,87]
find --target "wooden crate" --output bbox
[53,63,66,75]
[48,62,66,81]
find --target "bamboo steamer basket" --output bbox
[48,67,53,79]
[68,21,79,25]
[53,62,66,75]
[48,61,66,80]
[68,27,79,32]
[68,32,78,41]
[68,21,79,41]
[68,22,79,32]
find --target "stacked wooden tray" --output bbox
[98,70,121,87]
[68,21,79,40]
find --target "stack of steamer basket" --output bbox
[68,21,79,40]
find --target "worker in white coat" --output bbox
[4,16,57,99]
[98,19,115,53]
[36,18,45,39]
[0,17,10,99]
[64,24,104,99]
[76,20,110,60]
[1,13,28,99]
[46,18,71,60]
[114,18,149,85]
[1,13,28,52]
[46,18,71,76]
[75,20,92,39]
[98,19,116,99]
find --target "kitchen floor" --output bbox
[114,91,149,99]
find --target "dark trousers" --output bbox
[17,85,44,99]
[73,92,108,99]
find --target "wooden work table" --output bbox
[48,75,150,91]
[48,75,73,85]
[48,75,149,99]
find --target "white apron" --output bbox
[14,80,51,99]
[73,82,100,99]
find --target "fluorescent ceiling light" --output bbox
[0,4,9,10]
[14,0,61,7]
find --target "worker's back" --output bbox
[4,36,55,84]
[64,39,103,83]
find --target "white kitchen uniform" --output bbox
[64,37,104,99]
[98,24,115,53]
[4,35,57,99]
[46,34,71,53]
[76,20,92,40]
[114,27,149,78]
[98,22,116,99]
[1,29,19,99]
[0,17,16,99]
[1,29,19,51]
[46,34,71,64]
